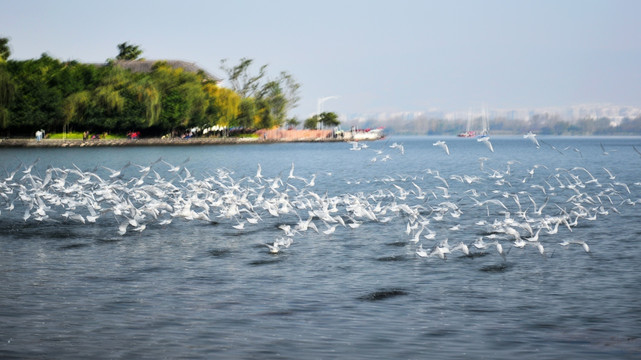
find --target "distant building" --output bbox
[107,59,222,83]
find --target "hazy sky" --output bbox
[2,0,640,119]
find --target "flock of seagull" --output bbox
[1,133,640,262]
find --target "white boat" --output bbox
[459,108,489,138]
[335,127,385,141]
[352,127,385,140]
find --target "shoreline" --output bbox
[0,128,386,147]
[0,137,358,148]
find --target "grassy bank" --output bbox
[47,132,126,140]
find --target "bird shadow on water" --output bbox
[479,262,512,273]
[248,257,284,266]
[376,254,409,262]
[95,237,124,244]
[57,242,91,251]
[385,241,410,247]
[208,248,234,258]
[357,288,409,302]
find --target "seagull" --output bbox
[416,244,428,258]
[410,226,424,243]
[540,139,564,154]
[390,142,405,155]
[613,181,630,194]
[472,237,489,250]
[477,136,494,152]
[523,131,540,148]
[533,241,546,256]
[433,140,450,155]
[288,162,296,179]
[450,242,470,256]
[573,147,583,158]
[322,222,338,235]
[602,167,615,180]
[101,161,131,179]
[118,221,128,236]
[133,157,162,173]
[423,228,436,240]
[559,240,590,253]
[232,220,245,230]
[161,157,189,173]
[265,241,280,254]
[255,163,263,182]
[600,142,614,156]
[577,240,590,253]
[429,239,451,260]
[21,158,40,175]
[525,228,541,242]
[132,223,146,232]
[478,157,489,171]
[4,163,22,181]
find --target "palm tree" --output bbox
[116,42,142,61]
[319,112,340,129]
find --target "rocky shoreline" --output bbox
[0,136,353,148]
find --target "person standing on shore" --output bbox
[35,130,42,141]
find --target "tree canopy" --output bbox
[304,112,339,129]
[0,46,309,137]
[319,112,340,128]
[220,58,301,129]
[303,115,318,130]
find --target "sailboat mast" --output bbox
[466,110,471,132]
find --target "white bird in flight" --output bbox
[477,136,494,152]
[523,131,540,148]
[433,140,450,155]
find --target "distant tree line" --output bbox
[0,39,308,137]
[348,112,641,136]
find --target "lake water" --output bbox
[1,136,640,359]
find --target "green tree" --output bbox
[62,90,91,129]
[94,65,128,116]
[220,58,301,129]
[52,61,99,97]
[256,80,287,128]
[150,62,208,133]
[285,117,300,129]
[319,111,340,128]
[236,98,257,128]
[0,65,15,132]
[303,115,319,129]
[0,37,10,62]
[7,54,64,134]
[203,82,240,128]
[220,58,266,98]
[135,79,161,127]
[1,46,307,136]
[116,42,143,61]
[278,71,301,114]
